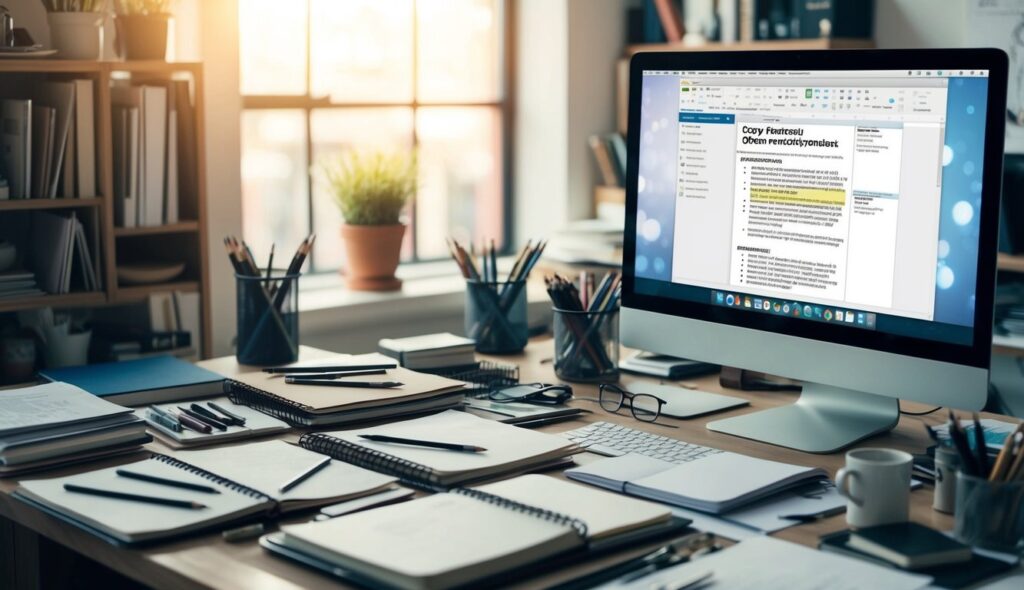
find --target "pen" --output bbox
[175,410,212,434]
[284,378,404,388]
[780,505,846,522]
[263,363,397,374]
[190,403,236,428]
[282,369,387,379]
[972,412,989,476]
[146,408,182,433]
[178,406,227,431]
[116,469,221,494]
[947,411,978,476]
[280,456,331,493]
[207,402,246,426]
[64,484,206,509]
[358,434,487,453]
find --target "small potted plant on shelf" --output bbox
[321,150,416,292]
[44,0,105,60]
[116,0,171,60]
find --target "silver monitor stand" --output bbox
[706,383,900,454]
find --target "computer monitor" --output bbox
[621,49,1008,453]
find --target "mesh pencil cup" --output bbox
[465,279,529,354]
[552,307,619,383]
[236,272,300,366]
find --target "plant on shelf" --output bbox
[115,0,173,61]
[44,1,105,61]
[321,150,417,291]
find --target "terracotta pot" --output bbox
[339,224,406,291]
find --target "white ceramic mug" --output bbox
[836,448,912,528]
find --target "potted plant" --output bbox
[116,0,171,60]
[321,150,416,291]
[44,1,104,60]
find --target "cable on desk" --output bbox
[899,402,943,416]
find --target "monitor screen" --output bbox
[630,66,993,352]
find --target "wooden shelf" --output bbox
[0,197,102,212]
[0,60,200,74]
[0,291,105,313]
[627,37,874,55]
[114,281,199,303]
[114,221,200,237]
[998,253,1024,273]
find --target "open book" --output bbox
[15,440,396,545]
[266,474,688,590]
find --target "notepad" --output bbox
[141,397,290,448]
[299,410,579,488]
[15,441,398,545]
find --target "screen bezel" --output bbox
[622,49,1008,369]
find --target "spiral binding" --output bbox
[426,361,520,397]
[299,433,444,489]
[225,379,314,426]
[150,453,273,501]
[453,488,588,539]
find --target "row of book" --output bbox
[112,79,197,229]
[588,132,627,188]
[27,211,101,295]
[91,291,202,362]
[0,80,95,200]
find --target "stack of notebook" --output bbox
[298,410,580,489]
[0,382,151,477]
[14,440,399,546]
[378,333,476,370]
[263,474,690,590]
[223,354,466,427]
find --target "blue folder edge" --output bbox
[38,356,224,398]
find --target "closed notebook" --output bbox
[40,356,224,406]
[141,397,290,448]
[272,474,681,590]
[299,410,579,488]
[848,523,972,570]
[224,354,466,426]
[15,440,397,546]
[566,452,828,513]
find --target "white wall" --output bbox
[874,0,968,49]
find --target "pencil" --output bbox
[358,434,486,453]
[990,429,1022,481]
[280,456,331,493]
[115,469,221,494]
[64,484,206,509]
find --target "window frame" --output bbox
[239,0,515,272]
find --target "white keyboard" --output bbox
[561,421,722,464]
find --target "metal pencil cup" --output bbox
[552,308,619,383]
[236,272,300,366]
[953,471,1024,552]
[465,279,529,354]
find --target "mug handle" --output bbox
[835,467,864,506]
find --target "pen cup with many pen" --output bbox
[953,471,1024,552]
[236,272,300,366]
[552,307,619,383]
[465,279,529,354]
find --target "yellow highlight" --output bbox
[749,185,845,206]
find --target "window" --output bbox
[238,0,510,272]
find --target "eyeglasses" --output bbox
[598,384,667,423]
[488,383,573,405]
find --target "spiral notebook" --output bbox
[268,475,685,590]
[14,441,397,546]
[298,410,580,489]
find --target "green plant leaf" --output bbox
[319,150,417,226]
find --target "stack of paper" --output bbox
[0,382,150,477]
[378,333,476,369]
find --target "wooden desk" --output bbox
[0,340,1017,589]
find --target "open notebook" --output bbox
[299,410,580,489]
[223,354,466,426]
[566,452,828,514]
[14,440,397,545]
[266,474,688,590]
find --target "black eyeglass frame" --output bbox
[488,382,574,405]
[597,383,668,423]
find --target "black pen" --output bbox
[175,410,212,434]
[948,411,978,476]
[263,363,397,374]
[781,505,846,522]
[359,434,487,453]
[207,402,246,426]
[280,456,331,493]
[178,406,227,431]
[64,484,206,509]
[972,412,989,476]
[190,403,236,428]
[285,378,404,388]
[116,469,221,494]
[283,369,387,379]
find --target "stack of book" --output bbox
[378,333,477,370]
[0,270,43,300]
[0,382,151,477]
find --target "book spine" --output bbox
[224,379,315,426]
[298,432,443,491]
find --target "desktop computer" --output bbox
[621,49,1008,452]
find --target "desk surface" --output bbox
[0,340,1014,590]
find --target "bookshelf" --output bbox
[626,37,875,55]
[0,60,211,358]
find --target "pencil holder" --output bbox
[465,279,529,354]
[552,307,619,383]
[236,272,300,366]
[953,471,1024,552]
